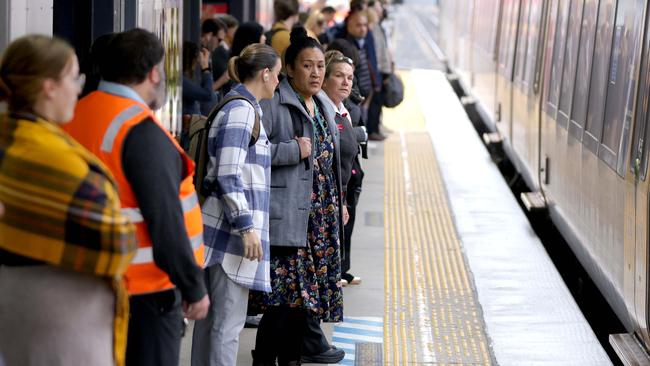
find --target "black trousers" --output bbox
[342,187,360,274]
[366,89,384,135]
[126,289,184,366]
[302,314,331,356]
[254,306,307,363]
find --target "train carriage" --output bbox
[440,0,650,355]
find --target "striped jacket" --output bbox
[201,84,271,292]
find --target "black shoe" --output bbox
[368,132,386,141]
[251,350,277,366]
[301,346,345,364]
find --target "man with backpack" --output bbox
[266,0,300,59]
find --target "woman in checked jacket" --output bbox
[191,43,281,366]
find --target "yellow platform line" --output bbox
[383,71,494,365]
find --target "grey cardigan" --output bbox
[260,79,344,247]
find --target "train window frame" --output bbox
[542,0,560,108]
[557,0,586,130]
[632,2,650,180]
[568,0,601,141]
[498,0,518,79]
[514,0,532,86]
[583,0,618,154]
[524,0,544,93]
[599,0,646,176]
[547,0,572,118]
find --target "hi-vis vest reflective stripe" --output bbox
[64,91,205,295]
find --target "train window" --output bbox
[542,0,560,108]
[547,0,572,112]
[504,0,522,80]
[558,0,586,128]
[569,0,600,138]
[584,0,616,152]
[497,0,515,76]
[600,0,646,174]
[524,0,543,88]
[514,0,531,83]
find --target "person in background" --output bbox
[368,1,394,135]
[267,0,300,59]
[304,10,327,41]
[183,41,215,115]
[64,28,209,366]
[318,6,338,45]
[81,33,114,97]
[202,18,227,54]
[0,34,136,366]
[212,15,240,93]
[341,5,384,141]
[321,6,336,28]
[252,27,345,366]
[191,43,281,366]
[220,21,267,96]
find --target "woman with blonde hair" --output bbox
[191,43,281,366]
[304,10,327,41]
[0,35,136,365]
[321,50,367,287]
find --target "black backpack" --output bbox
[187,95,260,204]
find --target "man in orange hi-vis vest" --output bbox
[64,29,209,366]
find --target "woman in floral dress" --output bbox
[252,26,346,366]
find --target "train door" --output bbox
[494,0,521,143]
[630,0,650,347]
[511,0,544,188]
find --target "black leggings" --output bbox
[254,306,307,364]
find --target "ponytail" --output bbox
[228,56,241,83]
[228,44,279,84]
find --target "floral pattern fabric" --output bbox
[265,100,343,322]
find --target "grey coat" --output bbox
[260,79,344,247]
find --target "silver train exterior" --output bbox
[438,0,650,350]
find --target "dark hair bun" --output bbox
[289,26,309,44]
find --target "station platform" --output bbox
[177,2,613,364]
[178,68,612,365]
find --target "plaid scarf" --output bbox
[0,113,136,366]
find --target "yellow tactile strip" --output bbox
[382,71,494,365]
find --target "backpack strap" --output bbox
[207,95,260,147]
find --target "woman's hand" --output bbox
[296,136,312,159]
[342,204,350,225]
[241,230,263,261]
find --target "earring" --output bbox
[264,75,269,82]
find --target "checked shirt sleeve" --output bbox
[207,103,256,232]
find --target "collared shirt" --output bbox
[98,80,147,105]
[322,93,352,124]
[201,84,271,292]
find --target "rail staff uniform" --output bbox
[64,28,207,366]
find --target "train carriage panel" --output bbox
[470,0,502,126]
[495,0,522,143]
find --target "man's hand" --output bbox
[342,204,350,226]
[242,230,263,261]
[183,294,210,320]
[199,48,210,70]
[295,136,312,159]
